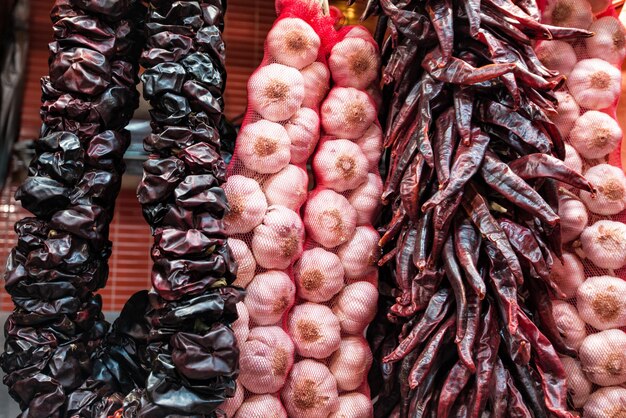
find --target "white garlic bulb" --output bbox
[579,329,626,386]
[550,252,586,299]
[580,220,626,270]
[560,356,592,409]
[313,139,369,192]
[300,62,330,109]
[329,393,374,418]
[288,302,342,359]
[281,360,339,418]
[237,120,291,174]
[337,226,380,280]
[542,0,593,29]
[567,59,622,110]
[294,248,345,303]
[266,18,320,69]
[303,189,357,248]
[563,143,583,175]
[552,300,587,351]
[329,37,380,90]
[332,281,378,335]
[553,92,580,138]
[583,387,626,418]
[263,164,309,211]
[580,164,626,216]
[569,111,622,159]
[535,40,578,76]
[577,275,626,330]
[220,381,244,417]
[329,336,373,391]
[252,205,305,270]
[559,197,588,243]
[586,17,626,66]
[228,238,257,288]
[232,302,250,344]
[354,124,383,171]
[321,87,377,139]
[348,172,383,225]
[244,270,296,326]
[284,107,320,164]
[235,394,288,418]
[248,63,305,122]
[224,175,267,234]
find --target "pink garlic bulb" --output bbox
[244,270,295,326]
[235,395,288,418]
[586,17,626,66]
[559,196,588,243]
[552,300,587,351]
[294,248,345,303]
[288,302,341,359]
[549,252,586,299]
[266,18,320,69]
[553,93,580,139]
[263,165,309,211]
[329,336,373,391]
[329,37,380,90]
[232,302,250,345]
[237,120,291,174]
[239,326,295,394]
[583,387,626,418]
[542,0,593,29]
[329,393,374,418]
[354,124,383,171]
[228,238,257,288]
[301,62,330,109]
[248,63,305,121]
[220,381,244,417]
[343,26,373,42]
[284,107,320,164]
[569,111,622,160]
[281,359,340,418]
[563,143,583,175]
[332,281,378,335]
[577,275,626,330]
[224,175,267,234]
[252,205,305,269]
[348,173,382,226]
[337,226,380,280]
[535,40,577,76]
[321,87,377,139]
[567,58,622,110]
[580,220,626,270]
[580,164,626,216]
[560,357,592,409]
[579,329,626,386]
[313,139,369,192]
[304,189,357,248]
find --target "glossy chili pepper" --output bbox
[468,302,499,418]
[437,360,472,418]
[442,236,468,350]
[433,107,456,187]
[508,153,595,192]
[453,215,486,299]
[408,315,455,389]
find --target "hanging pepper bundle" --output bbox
[364,0,599,416]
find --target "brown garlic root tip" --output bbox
[272,348,288,376]
[293,379,319,410]
[265,80,290,102]
[590,71,611,90]
[592,290,621,321]
[301,269,325,291]
[297,319,321,342]
[254,137,278,156]
[335,155,356,179]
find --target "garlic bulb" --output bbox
[248,63,305,122]
[313,139,369,192]
[301,62,330,109]
[281,360,339,418]
[570,111,622,159]
[266,18,320,70]
[285,107,320,164]
[220,381,244,418]
[354,124,383,171]
[535,40,578,76]
[239,326,295,394]
[580,164,626,216]
[303,189,357,248]
[233,302,250,344]
[567,59,621,110]
[563,143,583,175]
[559,197,588,243]
[549,252,586,299]
[228,238,257,288]
[237,120,291,174]
[542,0,593,29]
[344,26,374,42]
[337,226,380,280]
[288,302,342,359]
[321,87,377,139]
[263,164,309,211]
[224,175,267,234]
[329,393,374,418]
[552,301,587,351]
[577,275,626,330]
[252,205,305,269]
[588,0,611,13]
[560,357,592,409]
[294,248,345,303]
[329,37,380,90]
[244,270,295,326]
[579,329,626,386]
[348,172,383,225]
[329,336,373,391]
[235,395,288,418]
[580,220,626,270]
[583,387,626,418]
[332,281,378,335]
[553,92,580,138]
[586,17,626,66]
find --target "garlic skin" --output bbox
[263,165,309,211]
[570,111,622,159]
[252,205,305,269]
[301,62,330,109]
[294,248,345,303]
[332,281,378,335]
[304,189,357,248]
[244,270,296,326]
[343,26,374,42]
[266,18,320,70]
[224,175,267,234]
[583,387,626,418]
[579,329,626,386]
[580,165,626,216]
[329,393,374,418]
[542,0,593,29]
[337,226,380,280]
[288,302,341,359]
[552,301,587,351]
[228,238,257,288]
[563,143,583,175]
[580,220,626,270]
[560,357,592,409]
[285,107,320,164]
[220,381,244,418]
[354,124,383,172]
[233,302,250,345]
[329,37,380,90]
[535,40,578,76]
[281,360,339,418]
[239,326,295,394]
[237,120,291,174]
[577,275,626,330]
[313,139,369,192]
[553,92,581,138]
[587,0,611,13]
[586,17,626,66]
[235,395,288,418]
[567,59,622,110]
[321,87,377,139]
[348,172,383,225]
[550,252,586,299]
[248,63,305,122]
[329,336,373,391]
[559,197,588,243]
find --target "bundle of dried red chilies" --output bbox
[365,0,597,416]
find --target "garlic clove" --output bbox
[228,238,257,288]
[235,394,288,418]
[552,300,587,351]
[549,251,586,299]
[248,63,305,122]
[569,111,622,160]
[285,107,320,164]
[563,143,583,175]
[220,381,245,417]
[553,92,581,139]
[535,40,578,76]
[560,357,592,409]
[329,37,380,90]
[567,58,622,110]
[232,302,250,345]
[329,393,374,418]
[294,248,345,303]
[586,16,626,66]
[332,281,378,335]
[577,275,626,330]
[224,175,267,234]
[579,329,626,386]
[580,164,626,216]
[580,220,626,270]
[337,226,380,280]
[329,336,373,391]
[559,197,588,243]
[237,120,291,174]
[266,18,320,70]
[263,164,309,211]
[321,87,377,139]
[288,302,342,359]
[542,0,593,29]
[303,189,357,248]
[281,359,340,418]
[244,270,295,326]
[252,205,305,269]
[347,172,383,225]
[354,123,383,172]
[313,139,369,192]
[583,387,626,418]
[300,62,330,109]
